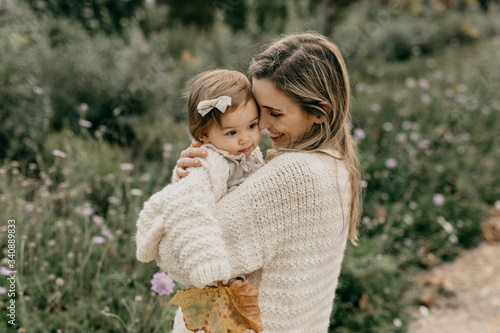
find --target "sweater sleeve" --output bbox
[136,151,232,288]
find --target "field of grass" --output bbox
[1,1,499,332]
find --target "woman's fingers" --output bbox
[176,156,202,169]
[175,145,207,180]
[183,147,208,159]
[175,166,189,179]
[189,139,203,148]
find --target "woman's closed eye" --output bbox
[269,111,281,118]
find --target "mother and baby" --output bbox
[135,32,363,332]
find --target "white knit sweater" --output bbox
[137,150,351,333]
[136,144,263,288]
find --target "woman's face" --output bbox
[252,78,320,149]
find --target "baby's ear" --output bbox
[199,133,210,144]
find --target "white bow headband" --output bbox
[197,96,232,117]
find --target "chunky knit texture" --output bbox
[138,150,351,332]
[136,145,263,288]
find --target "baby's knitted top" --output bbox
[138,150,351,333]
[136,145,263,288]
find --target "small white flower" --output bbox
[52,149,67,158]
[419,305,429,317]
[130,188,143,197]
[369,103,381,112]
[420,93,432,105]
[32,86,44,94]
[383,122,393,131]
[140,173,151,182]
[405,77,417,89]
[419,78,430,90]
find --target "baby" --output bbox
[136,69,263,288]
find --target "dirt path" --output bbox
[407,239,500,333]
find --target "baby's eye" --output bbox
[226,131,237,136]
[248,123,258,129]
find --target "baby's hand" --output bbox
[175,140,208,180]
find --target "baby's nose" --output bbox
[239,134,249,144]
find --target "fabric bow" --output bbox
[197,96,232,117]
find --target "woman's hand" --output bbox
[175,140,208,179]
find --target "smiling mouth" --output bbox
[269,132,284,139]
[239,146,252,153]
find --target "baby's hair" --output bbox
[186,69,253,140]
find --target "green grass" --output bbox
[1,2,499,332]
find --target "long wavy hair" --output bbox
[249,32,363,244]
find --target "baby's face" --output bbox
[201,99,260,157]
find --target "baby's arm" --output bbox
[136,152,231,288]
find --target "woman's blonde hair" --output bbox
[186,69,253,140]
[249,32,363,244]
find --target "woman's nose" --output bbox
[258,113,271,130]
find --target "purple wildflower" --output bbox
[163,143,174,152]
[92,215,104,225]
[101,228,114,241]
[92,236,106,244]
[354,128,366,140]
[385,158,398,169]
[120,163,134,171]
[395,133,407,143]
[0,287,6,294]
[151,272,174,296]
[79,119,92,128]
[107,196,120,205]
[32,86,44,95]
[0,267,11,276]
[140,173,151,182]
[433,193,445,206]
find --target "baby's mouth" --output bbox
[239,146,252,153]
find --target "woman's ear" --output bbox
[312,101,331,124]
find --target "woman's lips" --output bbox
[269,132,284,143]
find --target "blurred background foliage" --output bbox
[0,0,499,331]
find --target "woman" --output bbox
[169,32,360,332]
